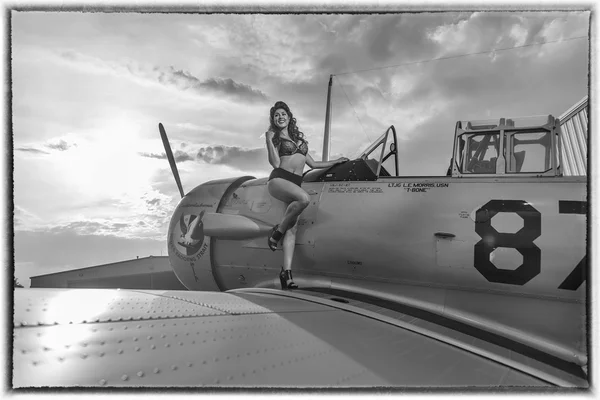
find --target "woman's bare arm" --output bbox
[305,153,349,169]
[265,130,280,168]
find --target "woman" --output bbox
[265,101,348,289]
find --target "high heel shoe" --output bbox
[279,267,298,290]
[268,224,284,251]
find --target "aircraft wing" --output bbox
[13,287,586,388]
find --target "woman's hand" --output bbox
[336,157,349,164]
[265,127,275,141]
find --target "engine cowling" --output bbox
[167,175,262,291]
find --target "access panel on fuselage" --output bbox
[312,177,586,301]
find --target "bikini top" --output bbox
[278,136,308,157]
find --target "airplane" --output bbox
[12,77,588,389]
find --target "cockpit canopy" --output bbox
[450,115,563,177]
[304,114,565,183]
[303,126,399,182]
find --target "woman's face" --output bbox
[273,108,289,130]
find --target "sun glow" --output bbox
[40,290,115,349]
[52,115,156,201]
[45,290,115,324]
[40,289,114,349]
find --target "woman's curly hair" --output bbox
[269,101,307,147]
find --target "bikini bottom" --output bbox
[268,168,303,187]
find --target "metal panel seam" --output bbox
[128,290,233,315]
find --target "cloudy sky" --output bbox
[12,11,589,287]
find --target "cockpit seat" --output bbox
[471,157,497,174]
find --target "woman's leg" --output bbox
[267,179,310,234]
[279,219,299,289]
[267,179,304,288]
[282,218,298,271]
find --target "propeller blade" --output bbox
[158,123,185,198]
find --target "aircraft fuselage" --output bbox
[167,173,586,366]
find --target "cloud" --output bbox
[174,150,195,163]
[426,12,588,59]
[146,198,160,206]
[139,152,166,160]
[46,139,76,151]
[57,50,268,103]
[15,184,177,242]
[320,12,589,154]
[167,68,268,102]
[509,23,528,47]
[139,191,174,218]
[140,145,269,172]
[16,147,49,154]
[196,145,269,171]
[365,16,402,62]
[14,205,42,227]
[16,138,77,155]
[139,150,194,163]
[48,220,121,236]
[176,123,201,131]
[41,215,168,241]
